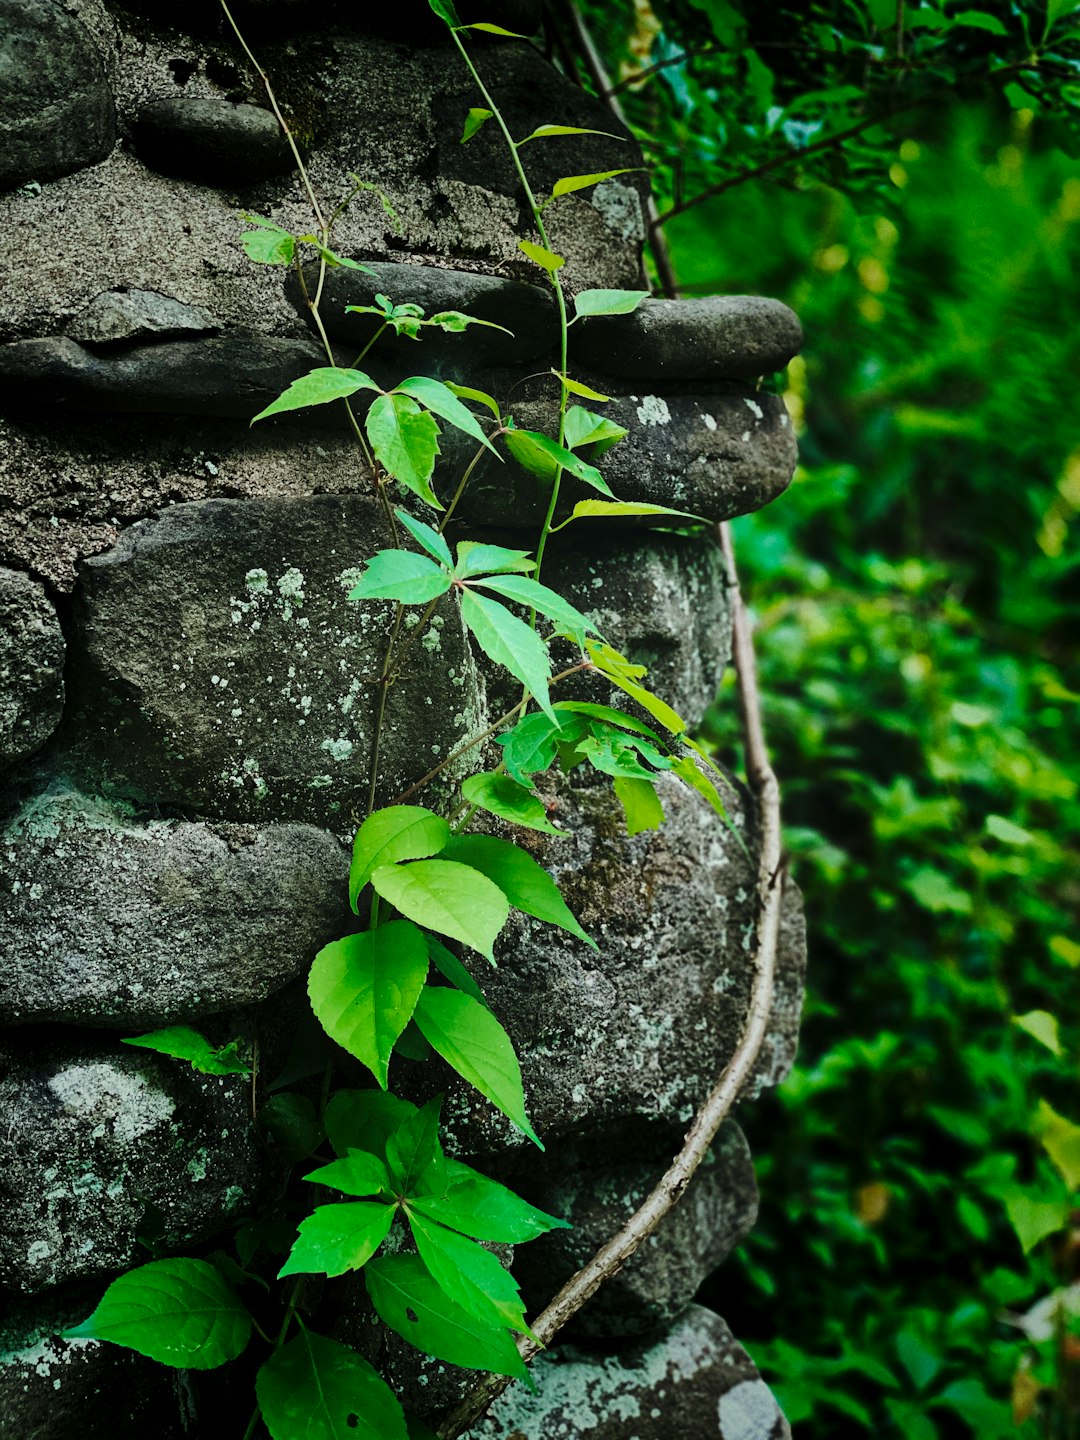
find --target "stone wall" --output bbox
[0,3,805,1436]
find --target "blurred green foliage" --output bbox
[683,100,1080,1440]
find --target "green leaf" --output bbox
[407,1211,533,1335]
[554,701,666,744]
[519,239,565,273]
[563,406,628,455]
[62,1259,251,1368]
[551,169,637,198]
[350,805,451,908]
[257,1330,408,1440]
[366,393,442,508]
[252,368,378,424]
[986,813,1035,845]
[304,1150,392,1198]
[279,1201,397,1279]
[386,1097,444,1195]
[394,508,453,568]
[443,383,502,422]
[240,216,295,266]
[410,1156,568,1241]
[573,288,650,320]
[461,107,493,143]
[553,373,611,403]
[474,573,597,642]
[460,589,556,722]
[443,834,593,947]
[394,1019,434,1063]
[370,860,509,962]
[555,499,701,528]
[576,727,673,780]
[587,640,687,734]
[307,922,431,1088]
[396,376,498,454]
[952,10,1009,35]
[672,755,728,819]
[258,1093,324,1162]
[350,177,403,233]
[413,986,539,1146]
[348,549,452,606]
[460,771,566,836]
[895,1328,943,1392]
[503,428,613,495]
[324,1090,418,1159]
[1034,1099,1080,1189]
[463,21,526,35]
[519,123,626,144]
[365,1254,529,1379]
[427,0,462,23]
[427,933,489,1006]
[454,541,536,578]
[905,866,972,915]
[613,776,665,836]
[121,1026,250,1077]
[1002,1189,1070,1253]
[428,311,513,337]
[1012,1010,1062,1056]
[496,712,566,786]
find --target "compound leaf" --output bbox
[394,508,453,568]
[304,1150,392,1199]
[474,573,598,642]
[396,376,497,453]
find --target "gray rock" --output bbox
[0,1283,189,1440]
[0,335,323,419]
[133,98,293,184]
[507,1121,758,1338]
[0,781,350,1027]
[0,0,115,192]
[0,568,65,772]
[453,382,798,528]
[410,770,806,1155]
[69,289,219,346]
[0,1037,263,1295]
[478,1305,790,1439]
[292,261,557,369]
[64,494,486,826]
[573,296,803,382]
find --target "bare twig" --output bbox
[436,524,785,1437]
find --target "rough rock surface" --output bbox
[292,261,558,369]
[0,569,65,772]
[68,289,219,346]
[64,494,485,825]
[414,771,806,1154]
[478,1305,791,1439]
[455,383,798,528]
[0,335,324,419]
[508,1121,759,1338]
[0,1283,189,1440]
[0,1038,263,1295]
[0,0,116,192]
[0,781,350,1027]
[133,99,294,183]
[573,297,803,382]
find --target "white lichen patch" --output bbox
[701,412,718,431]
[47,1062,175,1143]
[320,737,354,763]
[636,395,671,428]
[718,1378,782,1439]
[743,397,765,421]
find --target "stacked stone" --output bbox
[0,3,804,1436]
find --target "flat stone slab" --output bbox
[0,782,350,1027]
[0,0,115,192]
[133,99,293,184]
[64,494,484,826]
[479,1304,790,1438]
[69,289,219,346]
[0,1037,262,1295]
[293,260,558,369]
[508,1120,758,1338]
[0,335,323,419]
[573,296,803,382]
[0,568,65,772]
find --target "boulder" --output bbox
[0,1036,263,1295]
[133,99,294,184]
[507,1120,759,1338]
[64,494,486,826]
[0,0,115,192]
[0,568,65,772]
[572,297,803,382]
[0,780,350,1027]
[478,1305,790,1438]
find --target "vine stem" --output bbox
[436,525,786,1438]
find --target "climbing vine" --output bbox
[59,3,765,1437]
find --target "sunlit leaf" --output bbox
[252,368,379,424]
[1034,1100,1080,1189]
[371,860,509,962]
[519,124,626,144]
[553,372,611,403]
[518,239,565,272]
[279,1201,397,1278]
[443,834,593,946]
[121,1026,249,1077]
[461,107,493,143]
[349,805,451,908]
[572,288,650,320]
[366,394,442,508]
[460,771,566,835]
[1011,1010,1062,1056]
[551,169,637,198]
